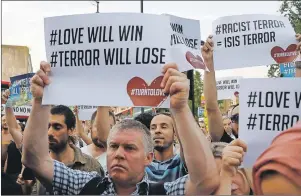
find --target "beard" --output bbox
[154,141,173,152]
[48,138,68,153]
[92,137,105,148]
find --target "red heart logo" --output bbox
[271,44,298,64]
[127,76,167,107]
[185,51,206,70]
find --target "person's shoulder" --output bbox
[81,153,105,175]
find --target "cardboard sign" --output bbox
[212,14,298,70]
[43,13,201,107]
[1,104,32,116]
[9,73,34,106]
[216,76,242,100]
[239,78,301,167]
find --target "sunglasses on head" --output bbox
[230,114,239,123]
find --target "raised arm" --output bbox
[2,90,23,149]
[95,106,111,147]
[22,62,53,188]
[202,35,224,141]
[73,106,92,145]
[161,63,219,195]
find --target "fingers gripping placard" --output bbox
[239,78,301,167]
[212,14,298,70]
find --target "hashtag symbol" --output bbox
[247,114,257,130]
[131,89,135,95]
[215,25,221,35]
[50,30,57,46]
[247,91,257,107]
[50,52,58,67]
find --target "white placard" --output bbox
[1,104,32,116]
[78,105,97,121]
[216,76,242,100]
[43,13,201,107]
[239,78,301,167]
[212,14,298,70]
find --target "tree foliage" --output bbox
[188,70,204,118]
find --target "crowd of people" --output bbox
[1,34,301,195]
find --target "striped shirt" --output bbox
[146,154,188,183]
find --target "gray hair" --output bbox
[211,142,228,158]
[107,119,154,153]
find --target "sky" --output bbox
[2,1,283,78]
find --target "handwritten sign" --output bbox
[43,13,200,107]
[212,14,297,70]
[78,105,97,120]
[9,73,34,106]
[239,78,301,167]
[216,76,242,100]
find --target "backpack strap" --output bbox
[148,182,166,195]
[79,176,108,195]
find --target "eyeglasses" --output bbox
[230,114,239,123]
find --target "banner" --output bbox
[279,62,296,77]
[212,14,298,70]
[1,104,32,116]
[43,13,201,107]
[216,76,242,100]
[9,73,35,106]
[239,78,301,167]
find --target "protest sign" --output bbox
[43,13,200,107]
[9,73,34,106]
[1,104,32,117]
[216,76,242,100]
[212,14,298,70]
[279,62,296,77]
[78,105,97,120]
[239,78,301,167]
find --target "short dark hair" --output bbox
[50,105,75,130]
[91,110,116,125]
[134,112,154,129]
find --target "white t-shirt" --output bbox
[81,146,107,172]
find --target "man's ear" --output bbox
[145,152,153,166]
[68,128,74,136]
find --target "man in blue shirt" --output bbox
[147,112,187,182]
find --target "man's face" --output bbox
[231,169,250,195]
[199,122,207,134]
[107,130,152,186]
[230,106,239,136]
[91,115,115,148]
[223,118,232,134]
[150,115,174,152]
[48,114,70,153]
[2,116,8,130]
[215,158,250,195]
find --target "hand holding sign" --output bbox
[2,89,10,104]
[201,35,214,72]
[161,63,189,110]
[30,62,51,100]
[221,139,247,177]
